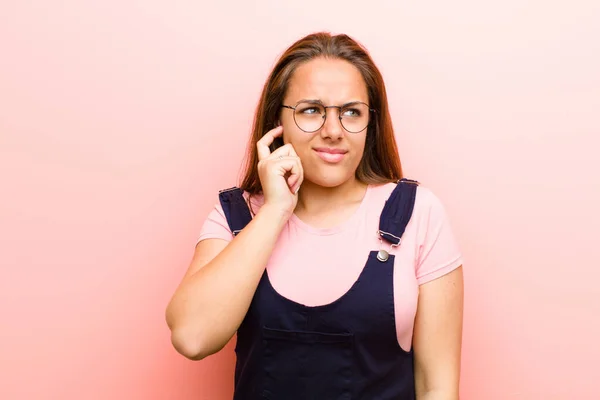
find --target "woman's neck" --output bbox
[295,178,368,216]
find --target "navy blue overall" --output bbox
[218,178,419,400]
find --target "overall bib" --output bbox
[218,179,419,400]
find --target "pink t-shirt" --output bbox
[198,182,463,352]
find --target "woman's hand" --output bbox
[256,125,304,218]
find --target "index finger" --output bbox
[256,125,283,161]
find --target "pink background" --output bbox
[1,1,599,399]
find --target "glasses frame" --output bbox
[281,100,377,134]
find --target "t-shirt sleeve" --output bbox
[197,202,234,243]
[415,188,464,285]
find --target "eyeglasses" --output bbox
[281,100,376,134]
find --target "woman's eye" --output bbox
[342,108,361,117]
[301,107,321,114]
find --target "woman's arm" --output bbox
[165,206,287,361]
[166,126,303,361]
[413,266,464,400]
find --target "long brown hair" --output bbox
[239,32,403,194]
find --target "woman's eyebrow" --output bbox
[296,99,365,106]
[297,98,324,105]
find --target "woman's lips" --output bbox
[313,148,347,163]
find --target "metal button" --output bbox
[377,249,389,262]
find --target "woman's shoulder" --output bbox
[215,187,265,213]
[367,180,447,216]
[197,187,264,243]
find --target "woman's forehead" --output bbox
[285,58,369,104]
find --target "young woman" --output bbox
[166,32,464,400]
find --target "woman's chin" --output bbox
[304,169,356,189]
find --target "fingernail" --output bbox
[294,186,300,194]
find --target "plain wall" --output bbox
[1,1,599,399]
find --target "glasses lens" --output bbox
[294,102,325,132]
[340,102,370,133]
[292,101,371,133]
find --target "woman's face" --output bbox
[280,57,369,188]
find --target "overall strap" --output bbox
[218,187,253,236]
[376,178,419,261]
